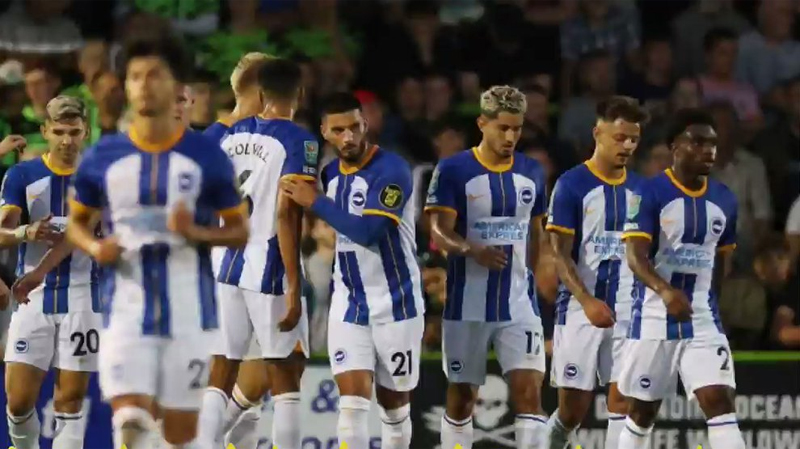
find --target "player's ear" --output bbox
[476,115,486,131]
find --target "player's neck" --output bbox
[129,114,182,148]
[670,164,705,191]
[260,103,294,121]
[44,152,76,173]
[476,142,512,167]
[587,155,625,182]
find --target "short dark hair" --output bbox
[596,96,649,124]
[703,27,738,52]
[120,35,193,83]
[24,59,59,78]
[664,108,716,146]
[755,233,791,262]
[321,92,362,116]
[257,58,302,101]
[431,118,465,138]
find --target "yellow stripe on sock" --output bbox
[340,443,348,449]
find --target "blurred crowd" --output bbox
[0,0,798,357]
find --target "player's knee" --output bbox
[696,387,736,418]
[628,400,659,427]
[446,383,477,419]
[161,410,198,445]
[112,406,157,446]
[54,385,87,413]
[6,386,38,418]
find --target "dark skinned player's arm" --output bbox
[625,235,671,295]
[277,190,303,300]
[548,230,597,305]
[528,214,545,271]
[427,209,471,256]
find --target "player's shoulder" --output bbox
[553,162,596,194]
[321,159,340,183]
[202,120,231,142]
[3,157,46,183]
[512,152,545,179]
[259,118,316,142]
[371,148,412,176]
[706,177,737,210]
[229,116,260,134]
[436,148,473,174]
[85,133,139,163]
[624,169,646,189]
[174,130,229,166]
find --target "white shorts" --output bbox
[98,326,216,410]
[217,283,309,360]
[618,337,737,402]
[209,330,262,361]
[551,321,627,391]
[442,320,546,385]
[4,291,101,372]
[328,316,424,392]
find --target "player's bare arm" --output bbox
[549,230,615,328]
[625,235,692,321]
[167,200,249,248]
[0,207,60,247]
[276,189,303,332]
[428,209,507,270]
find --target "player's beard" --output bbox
[337,142,367,164]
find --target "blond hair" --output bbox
[480,85,527,118]
[230,52,275,96]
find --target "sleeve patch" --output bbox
[304,140,319,165]
[627,194,641,220]
[379,184,404,210]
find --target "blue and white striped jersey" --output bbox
[546,161,644,337]
[70,129,243,336]
[623,169,738,341]
[0,155,100,314]
[217,117,319,294]
[321,147,424,325]
[202,119,231,274]
[425,148,547,323]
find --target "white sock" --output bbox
[707,413,746,449]
[441,414,473,449]
[53,411,84,449]
[380,403,412,449]
[166,440,202,449]
[515,414,547,449]
[544,411,571,449]
[222,383,261,435]
[225,405,261,449]
[197,387,228,448]
[7,408,41,449]
[338,395,371,449]
[618,417,652,449]
[272,392,302,449]
[605,413,626,449]
[112,406,157,449]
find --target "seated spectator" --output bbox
[636,142,672,178]
[558,50,615,158]
[671,0,751,77]
[698,27,763,126]
[720,234,794,349]
[620,35,674,113]
[736,0,800,96]
[19,59,61,157]
[521,82,578,179]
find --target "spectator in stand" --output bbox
[19,60,61,156]
[720,234,796,349]
[750,76,800,226]
[430,119,465,161]
[353,89,403,153]
[185,70,216,131]
[424,71,454,124]
[558,50,615,158]
[620,35,674,113]
[708,101,773,273]
[698,27,763,127]
[88,71,125,137]
[788,196,800,263]
[736,0,800,96]
[671,0,751,77]
[559,0,641,99]
[636,142,672,178]
[0,0,83,57]
[521,82,578,179]
[390,74,434,162]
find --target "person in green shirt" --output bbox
[20,62,62,157]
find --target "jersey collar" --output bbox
[42,154,76,176]
[340,145,378,175]
[128,126,185,153]
[665,168,707,198]
[585,160,626,185]
[472,146,513,173]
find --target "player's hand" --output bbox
[278,289,302,332]
[467,244,508,271]
[90,236,122,265]
[0,135,26,156]
[662,287,693,321]
[11,269,45,304]
[280,179,318,208]
[168,201,197,240]
[0,280,9,310]
[581,297,615,328]
[26,214,62,245]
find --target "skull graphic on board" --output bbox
[474,374,509,429]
